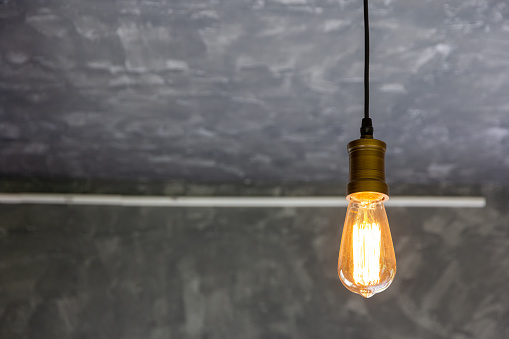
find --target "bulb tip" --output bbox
[360,290,375,298]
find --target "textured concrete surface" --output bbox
[1,0,509,183]
[0,184,508,338]
[2,1,508,337]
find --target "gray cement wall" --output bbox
[1,185,508,338]
[1,0,509,184]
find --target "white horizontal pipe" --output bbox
[0,194,486,208]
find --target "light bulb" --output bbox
[338,192,396,298]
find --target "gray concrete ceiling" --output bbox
[1,0,508,184]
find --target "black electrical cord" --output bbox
[363,0,369,120]
[360,0,373,137]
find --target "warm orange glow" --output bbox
[338,192,396,298]
[352,222,381,285]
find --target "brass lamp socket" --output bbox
[347,137,389,197]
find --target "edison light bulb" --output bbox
[338,192,396,298]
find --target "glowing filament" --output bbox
[352,222,381,285]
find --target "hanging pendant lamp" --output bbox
[337,0,397,298]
